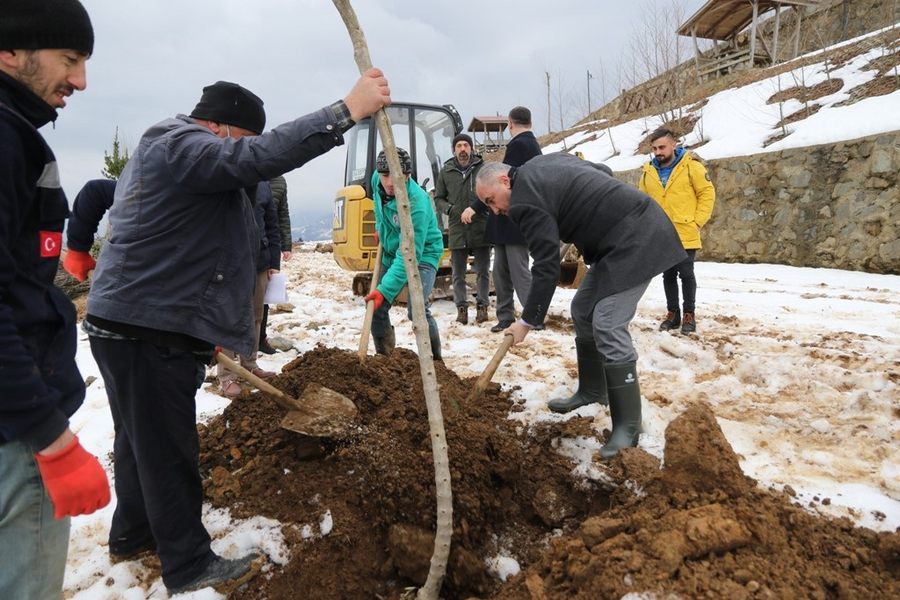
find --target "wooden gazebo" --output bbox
[678,0,819,81]
[467,116,508,153]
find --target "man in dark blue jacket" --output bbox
[475,154,685,459]
[216,181,281,398]
[0,2,111,597]
[81,73,390,595]
[463,106,541,332]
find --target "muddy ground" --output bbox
[197,346,899,599]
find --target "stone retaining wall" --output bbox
[619,131,899,274]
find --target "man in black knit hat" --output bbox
[0,1,111,598]
[66,59,391,592]
[434,132,491,325]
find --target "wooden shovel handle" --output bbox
[215,352,295,412]
[472,334,515,399]
[358,245,384,362]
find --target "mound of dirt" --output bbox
[200,346,603,599]
[198,348,899,599]
[494,403,900,600]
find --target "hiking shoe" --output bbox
[456,305,468,325]
[681,312,696,334]
[490,320,514,333]
[167,553,261,595]
[659,309,681,331]
[475,305,489,324]
[258,339,277,355]
[220,380,242,399]
[250,367,276,379]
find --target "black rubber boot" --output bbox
[373,326,395,356]
[167,553,260,595]
[600,362,642,459]
[548,338,608,413]
[430,328,443,361]
[659,309,681,331]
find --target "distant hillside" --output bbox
[290,208,332,243]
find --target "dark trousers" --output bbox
[260,304,269,341]
[662,249,697,313]
[89,336,214,589]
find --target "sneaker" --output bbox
[167,553,261,595]
[490,320,514,333]
[220,380,242,399]
[456,305,468,325]
[250,367,276,379]
[258,338,277,355]
[475,305,489,323]
[659,309,681,331]
[681,312,696,334]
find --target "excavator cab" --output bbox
[332,103,463,295]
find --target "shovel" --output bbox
[358,245,384,362]
[469,334,515,401]
[215,352,358,438]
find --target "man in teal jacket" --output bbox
[364,148,444,359]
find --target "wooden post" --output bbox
[773,2,782,64]
[749,0,759,66]
[793,7,803,58]
[331,2,452,598]
[691,26,702,84]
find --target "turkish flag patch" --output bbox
[40,231,62,258]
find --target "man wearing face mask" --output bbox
[83,74,390,595]
[0,2,112,598]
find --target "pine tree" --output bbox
[101,127,130,180]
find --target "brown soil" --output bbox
[771,103,824,134]
[197,346,899,599]
[766,78,844,105]
[836,73,900,106]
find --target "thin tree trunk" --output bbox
[331,2,452,598]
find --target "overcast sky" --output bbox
[44,0,706,217]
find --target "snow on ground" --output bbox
[544,25,900,169]
[64,247,899,598]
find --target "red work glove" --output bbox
[35,436,111,519]
[373,230,380,245]
[63,249,96,282]
[364,289,385,311]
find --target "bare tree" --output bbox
[619,0,703,127]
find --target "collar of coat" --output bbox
[0,70,58,128]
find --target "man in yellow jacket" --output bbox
[639,127,716,334]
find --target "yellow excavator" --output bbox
[331,102,585,296]
[331,102,463,297]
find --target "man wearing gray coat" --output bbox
[85,72,390,595]
[475,153,685,459]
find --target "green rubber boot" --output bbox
[430,328,442,361]
[548,338,608,413]
[599,362,642,459]
[373,326,395,356]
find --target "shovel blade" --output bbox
[279,383,358,438]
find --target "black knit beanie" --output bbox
[190,81,266,134]
[0,0,94,55]
[452,133,473,149]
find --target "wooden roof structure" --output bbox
[467,116,509,152]
[467,116,508,133]
[677,0,818,40]
[678,0,819,81]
